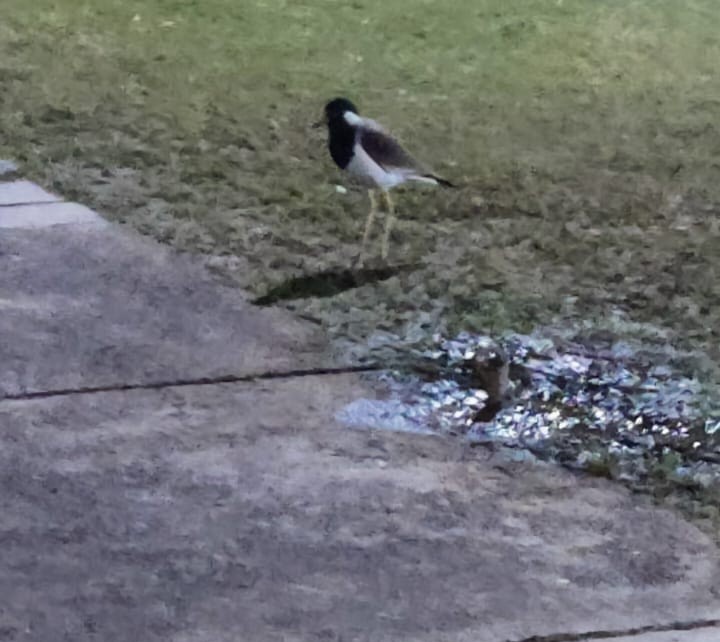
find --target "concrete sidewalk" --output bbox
[0,178,718,642]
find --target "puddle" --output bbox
[338,331,720,487]
[337,398,437,436]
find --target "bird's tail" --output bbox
[410,173,456,188]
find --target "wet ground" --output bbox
[340,331,720,507]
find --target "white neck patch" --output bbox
[343,111,363,126]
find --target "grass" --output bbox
[2,0,720,379]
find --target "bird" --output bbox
[314,97,454,265]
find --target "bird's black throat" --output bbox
[326,116,356,170]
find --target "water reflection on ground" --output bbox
[338,331,720,488]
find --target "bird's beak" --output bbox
[311,117,325,129]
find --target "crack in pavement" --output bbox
[0,199,64,208]
[507,618,720,642]
[0,363,383,403]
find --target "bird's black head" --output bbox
[323,97,359,123]
[315,97,359,169]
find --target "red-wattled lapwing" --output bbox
[315,97,454,265]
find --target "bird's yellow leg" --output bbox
[357,189,378,267]
[380,190,395,261]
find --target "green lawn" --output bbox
[2,0,720,377]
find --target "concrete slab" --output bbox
[0,374,717,642]
[0,225,329,397]
[0,179,61,205]
[0,201,107,229]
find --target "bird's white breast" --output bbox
[347,141,406,189]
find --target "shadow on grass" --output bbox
[253,262,420,306]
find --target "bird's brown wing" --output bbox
[359,128,421,172]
